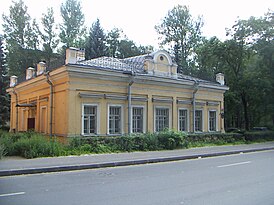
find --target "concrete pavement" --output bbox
[1,142,274,177]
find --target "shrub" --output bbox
[244,131,274,142]
[12,134,65,159]
[157,129,187,150]
[144,132,159,150]
[186,133,245,147]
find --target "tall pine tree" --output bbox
[85,19,106,59]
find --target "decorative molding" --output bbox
[79,93,104,99]
[207,101,219,106]
[152,98,173,103]
[195,101,206,106]
[131,96,148,102]
[105,94,127,100]
[177,100,192,105]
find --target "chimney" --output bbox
[26,67,35,80]
[37,62,46,76]
[216,73,225,85]
[65,47,85,64]
[10,76,18,87]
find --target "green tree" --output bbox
[40,7,59,67]
[195,37,223,81]
[2,0,40,76]
[0,35,9,128]
[85,19,106,59]
[59,0,85,49]
[220,11,274,130]
[117,39,142,58]
[106,28,121,57]
[155,5,204,74]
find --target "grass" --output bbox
[0,129,273,159]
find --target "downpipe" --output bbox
[45,72,53,138]
[192,80,199,133]
[128,79,134,135]
[12,89,18,132]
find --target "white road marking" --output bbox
[0,192,25,197]
[217,161,251,168]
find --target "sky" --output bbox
[0,0,273,48]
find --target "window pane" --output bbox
[209,111,216,131]
[83,105,97,134]
[155,108,169,132]
[109,106,121,134]
[179,109,188,131]
[195,110,202,132]
[132,107,143,133]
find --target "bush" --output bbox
[156,129,187,149]
[244,131,274,142]
[1,128,273,159]
[0,130,66,159]
[186,133,245,147]
[13,135,65,158]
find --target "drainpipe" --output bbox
[45,72,53,138]
[123,70,135,135]
[12,89,18,132]
[192,80,199,133]
[128,79,134,135]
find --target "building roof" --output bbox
[74,50,221,86]
[10,49,228,90]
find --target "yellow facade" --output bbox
[7,49,228,137]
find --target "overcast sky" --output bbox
[0,0,273,48]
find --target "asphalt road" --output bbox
[1,150,274,205]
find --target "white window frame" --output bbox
[107,104,124,135]
[195,109,203,132]
[82,104,100,136]
[178,108,189,132]
[208,109,218,132]
[154,106,171,132]
[131,105,146,133]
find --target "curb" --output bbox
[1,147,274,177]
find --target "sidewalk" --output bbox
[1,142,274,177]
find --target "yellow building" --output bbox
[7,48,228,137]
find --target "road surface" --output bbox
[1,150,274,205]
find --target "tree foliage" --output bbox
[85,19,106,59]
[59,0,85,49]
[155,5,204,74]
[2,0,41,76]
[105,28,152,58]
[40,7,59,67]
[221,11,274,130]
[0,35,9,127]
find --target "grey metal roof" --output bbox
[74,52,221,86]
[76,56,145,73]
[12,50,226,89]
